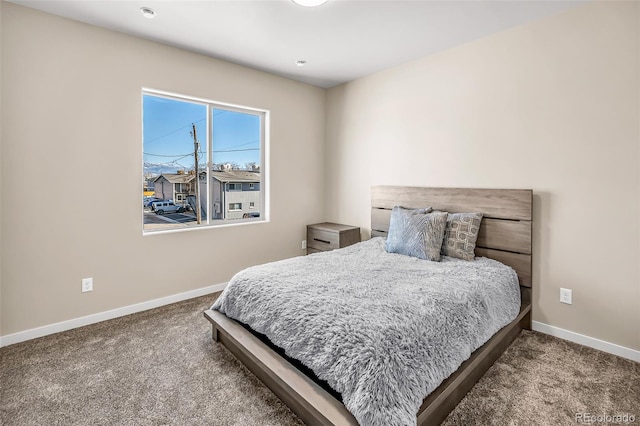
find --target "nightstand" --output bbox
[306,222,361,254]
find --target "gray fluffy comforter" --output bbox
[212,237,520,426]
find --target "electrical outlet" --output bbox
[82,277,93,293]
[302,240,307,250]
[560,288,572,304]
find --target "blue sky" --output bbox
[143,94,260,175]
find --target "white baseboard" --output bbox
[0,283,227,348]
[532,321,640,363]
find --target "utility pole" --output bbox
[191,124,202,224]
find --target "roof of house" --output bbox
[153,173,195,184]
[211,170,260,183]
[154,170,260,184]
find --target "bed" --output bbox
[204,186,533,425]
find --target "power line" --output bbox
[220,139,259,150]
[213,148,259,153]
[145,108,248,145]
[145,117,206,144]
[143,152,192,158]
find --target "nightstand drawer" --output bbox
[306,222,361,254]
[307,228,340,251]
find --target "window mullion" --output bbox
[206,104,212,224]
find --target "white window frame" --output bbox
[142,88,269,235]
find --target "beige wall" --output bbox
[326,2,640,350]
[0,3,325,335]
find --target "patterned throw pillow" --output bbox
[441,212,483,260]
[385,207,447,261]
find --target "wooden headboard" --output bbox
[371,186,533,287]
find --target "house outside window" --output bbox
[152,172,195,207]
[206,169,261,220]
[142,90,268,233]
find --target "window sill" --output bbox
[143,217,268,236]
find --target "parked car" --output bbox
[151,200,185,215]
[144,197,161,207]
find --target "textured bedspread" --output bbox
[212,237,520,426]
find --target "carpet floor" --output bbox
[1,294,638,425]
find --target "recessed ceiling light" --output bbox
[140,7,156,19]
[292,0,328,7]
[296,60,307,67]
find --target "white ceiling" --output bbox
[8,0,582,88]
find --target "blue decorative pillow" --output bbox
[441,212,484,260]
[385,207,447,261]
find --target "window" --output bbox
[142,90,267,233]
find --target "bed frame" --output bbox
[204,186,533,425]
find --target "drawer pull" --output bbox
[313,238,331,244]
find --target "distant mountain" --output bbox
[144,163,181,175]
